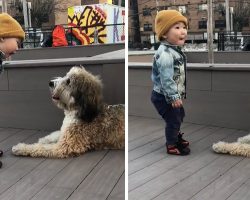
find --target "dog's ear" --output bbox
[81,102,99,122]
[75,90,101,122]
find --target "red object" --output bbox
[52,25,68,47]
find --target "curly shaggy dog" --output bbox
[213,134,250,157]
[12,66,125,158]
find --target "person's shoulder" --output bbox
[157,43,171,54]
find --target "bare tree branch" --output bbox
[233,0,250,32]
[12,0,63,27]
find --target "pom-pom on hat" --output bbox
[0,13,25,40]
[155,10,187,40]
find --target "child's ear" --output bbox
[0,38,4,42]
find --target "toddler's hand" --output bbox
[172,99,183,108]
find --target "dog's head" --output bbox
[49,66,103,122]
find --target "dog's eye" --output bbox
[66,79,70,85]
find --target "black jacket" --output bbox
[0,51,4,73]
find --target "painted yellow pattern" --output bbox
[68,5,107,45]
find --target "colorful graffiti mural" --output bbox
[68,4,125,45]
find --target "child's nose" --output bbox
[181,28,187,34]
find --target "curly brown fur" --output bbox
[12,66,125,158]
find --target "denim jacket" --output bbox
[151,41,187,103]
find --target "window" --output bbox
[142,7,151,16]
[199,21,207,29]
[179,6,186,14]
[215,20,226,28]
[198,4,208,11]
[144,23,152,31]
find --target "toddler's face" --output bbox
[0,38,21,59]
[163,22,187,46]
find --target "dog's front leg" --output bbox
[12,143,68,158]
[237,134,250,144]
[213,141,250,157]
[38,131,61,144]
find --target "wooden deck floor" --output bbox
[128,116,250,200]
[0,128,124,200]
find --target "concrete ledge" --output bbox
[5,49,125,68]
[0,49,124,130]
[129,62,250,130]
[129,62,250,71]
[12,43,125,60]
[129,51,250,64]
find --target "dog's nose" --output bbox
[49,80,54,88]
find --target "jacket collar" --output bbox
[161,41,183,52]
[161,41,179,47]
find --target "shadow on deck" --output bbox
[129,116,250,200]
[0,127,124,200]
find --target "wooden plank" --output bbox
[188,159,250,200]
[128,124,218,174]
[0,130,46,194]
[128,117,165,141]
[128,125,220,175]
[0,129,41,169]
[31,187,72,200]
[30,150,108,200]
[152,152,243,200]
[128,123,191,151]
[128,116,141,123]
[67,150,124,200]
[148,131,248,200]
[129,126,230,191]
[107,173,125,200]
[31,150,124,200]
[0,128,21,142]
[128,123,206,162]
[0,157,44,193]
[0,157,73,200]
[128,129,245,199]
[227,178,250,200]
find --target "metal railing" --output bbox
[217,32,250,51]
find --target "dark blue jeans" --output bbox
[151,90,185,145]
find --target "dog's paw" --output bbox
[212,141,228,153]
[12,143,27,155]
[237,135,250,144]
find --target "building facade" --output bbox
[0,0,124,27]
[129,0,141,44]
[135,0,250,44]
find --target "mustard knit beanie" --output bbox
[155,10,187,40]
[0,13,25,40]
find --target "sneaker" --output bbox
[178,132,189,148]
[166,142,190,156]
